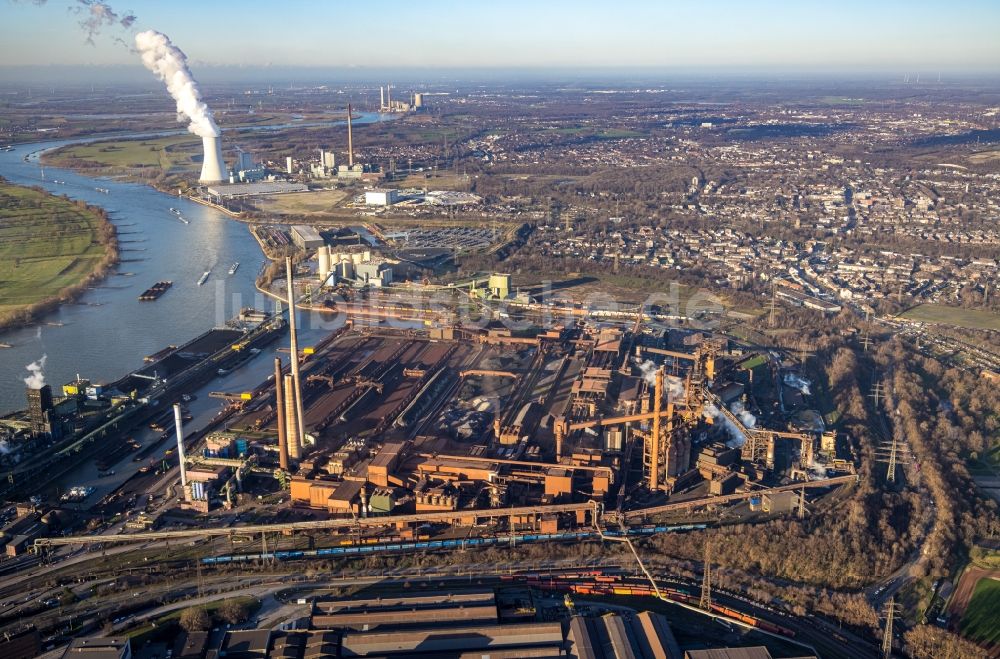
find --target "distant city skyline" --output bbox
[1,0,999,74]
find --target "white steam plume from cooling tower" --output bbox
[134,30,226,183]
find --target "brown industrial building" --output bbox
[204,314,846,539]
[158,590,692,658]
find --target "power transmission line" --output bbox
[881,596,896,658]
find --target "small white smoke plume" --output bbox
[72,1,137,44]
[808,460,827,479]
[24,354,47,389]
[636,359,658,385]
[704,401,751,449]
[636,359,685,401]
[730,400,756,429]
[665,375,685,401]
[134,30,221,139]
[23,1,137,45]
[783,373,812,396]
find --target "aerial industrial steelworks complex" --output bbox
[19,263,855,547]
[8,282,847,657]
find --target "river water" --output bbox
[0,114,389,415]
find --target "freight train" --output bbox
[501,570,797,639]
[200,523,708,565]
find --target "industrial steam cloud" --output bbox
[23,355,47,390]
[134,30,226,182]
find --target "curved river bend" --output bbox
[0,114,389,414]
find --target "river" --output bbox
[0,113,391,415]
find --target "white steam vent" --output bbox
[134,29,226,183]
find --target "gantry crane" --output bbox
[553,365,699,490]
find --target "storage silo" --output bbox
[318,246,332,282]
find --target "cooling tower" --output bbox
[199,134,226,183]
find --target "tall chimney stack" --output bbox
[380,86,385,110]
[173,404,188,494]
[285,257,306,453]
[347,104,354,168]
[274,357,289,470]
[284,374,301,460]
[199,135,226,183]
[650,368,663,492]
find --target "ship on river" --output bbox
[138,281,172,301]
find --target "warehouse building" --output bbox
[290,225,325,250]
[143,589,717,658]
[62,637,131,659]
[365,188,399,206]
[205,181,308,198]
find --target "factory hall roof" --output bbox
[685,648,780,659]
[206,181,308,197]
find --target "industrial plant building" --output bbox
[205,181,308,199]
[290,225,325,251]
[153,589,697,658]
[315,245,395,288]
[364,188,399,206]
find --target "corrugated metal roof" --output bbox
[601,614,638,659]
[685,648,774,659]
[567,616,598,659]
[632,611,682,659]
[313,603,499,630]
[340,622,563,655]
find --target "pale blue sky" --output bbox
[2,0,999,71]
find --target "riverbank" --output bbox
[0,178,119,331]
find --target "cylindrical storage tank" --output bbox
[352,252,363,265]
[340,260,355,279]
[363,250,371,262]
[318,246,332,281]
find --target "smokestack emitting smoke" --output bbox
[173,403,188,491]
[636,359,685,401]
[133,30,226,183]
[23,355,47,389]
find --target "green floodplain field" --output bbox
[0,180,114,322]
